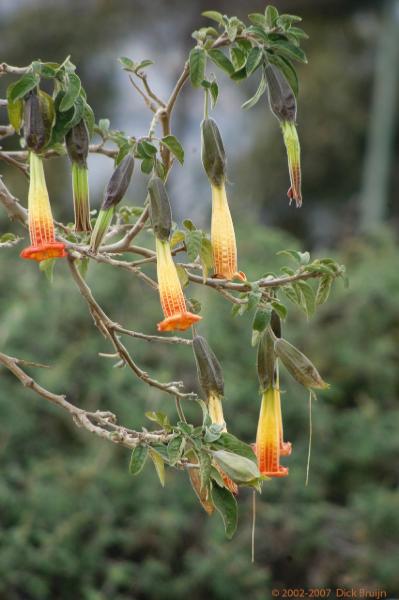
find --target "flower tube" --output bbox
[255,386,289,478]
[201,118,245,281]
[66,120,91,232]
[149,176,202,332]
[20,152,66,262]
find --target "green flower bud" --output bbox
[275,338,329,390]
[24,90,47,152]
[265,63,297,123]
[148,176,172,242]
[201,118,226,188]
[192,335,224,398]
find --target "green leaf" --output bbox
[271,299,287,320]
[141,157,154,174]
[201,10,224,25]
[296,280,316,317]
[149,448,165,487]
[241,70,267,110]
[7,73,39,103]
[98,118,110,135]
[199,451,212,491]
[59,73,81,111]
[282,284,302,306]
[199,237,213,279]
[83,102,95,138]
[209,80,219,107]
[182,219,196,231]
[207,49,235,75]
[161,135,184,165]
[265,5,279,28]
[186,230,202,261]
[176,265,189,288]
[211,432,257,464]
[145,411,171,429]
[189,47,206,88]
[248,13,267,27]
[118,56,135,70]
[6,84,23,132]
[289,26,309,40]
[211,484,238,539]
[230,47,246,71]
[136,59,154,71]
[39,258,56,283]
[170,230,185,248]
[129,445,148,475]
[246,47,263,76]
[141,140,157,156]
[167,436,185,465]
[268,54,298,97]
[270,40,308,64]
[251,306,272,346]
[316,276,333,305]
[212,450,260,483]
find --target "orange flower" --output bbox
[282,121,302,208]
[255,386,290,478]
[156,238,202,332]
[20,152,66,262]
[211,183,245,281]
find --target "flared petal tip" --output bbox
[20,242,67,262]
[262,467,289,478]
[214,271,247,282]
[157,312,202,332]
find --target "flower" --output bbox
[66,120,91,232]
[255,386,290,477]
[211,183,246,281]
[281,120,302,208]
[156,238,202,332]
[20,152,66,262]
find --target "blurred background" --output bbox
[1,0,399,598]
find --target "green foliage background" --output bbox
[1,1,399,598]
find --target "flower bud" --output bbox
[24,91,47,152]
[65,120,89,168]
[192,335,224,398]
[275,338,329,389]
[265,63,297,123]
[102,153,135,210]
[201,118,226,188]
[148,176,172,242]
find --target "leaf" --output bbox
[246,47,263,76]
[252,306,272,346]
[7,73,39,103]
[167,436,185,465]
[201,10,224,25]
[230,47,246,71]
[141,140,157,156]
[316,276,333,305]
[6,87,23,132]
[271,299,287,320]
[211,432,257,464]
[83,102,95,138]
[186,230,202,261]
[129,445,148,475]
[39,258,56,283]
[136,59,154,71]
[270,40,308,64]
[170,230,185,248]
[210,80,219,107]
[189,47,206,88]
[145,411,171,429]
[212,449,260,483]
[149,448,165,487]
[265,5,279,28]
[118,56,135,70]
[199,237,213,279]
[207,49,235,75]
[59,73,81,112]
[176,265,189,288]
[161,135,184,165]
[182,219,196,231]
[248,13,266,27]
[211,484,238,539]
[141,157,154,174]
[241,70,267,110]
[199,451,212,491]
[268,54,299,97]
[296,280,316,317]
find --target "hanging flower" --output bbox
[66,120,91,232]
[265,63,303,207]
[156,238,202,332]
[255,386,290,478]
[20,152,66,262]
[201,118,245,281]
[282,120,302,207]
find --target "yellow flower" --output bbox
[282,120,302,208]
[255,386,290,478]
[156,238,202,332]
[20,152,66,262]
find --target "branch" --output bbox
[0,351,172,449]
[0,176,28,225]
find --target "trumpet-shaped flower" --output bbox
[156,238,202,332]
[255,386,290,477]
[211,183,245,281]
[282,121,302,208]
[20,152,66,262]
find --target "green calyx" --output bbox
[72,163,91,232]
[102,153,135,210]
[148,176,172,242]
[24,89,55,152]
[201,118,226,188]
[192,335,224,399]
[66,119,89,167]
[265,63,297,123]
[89,207,114,253]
